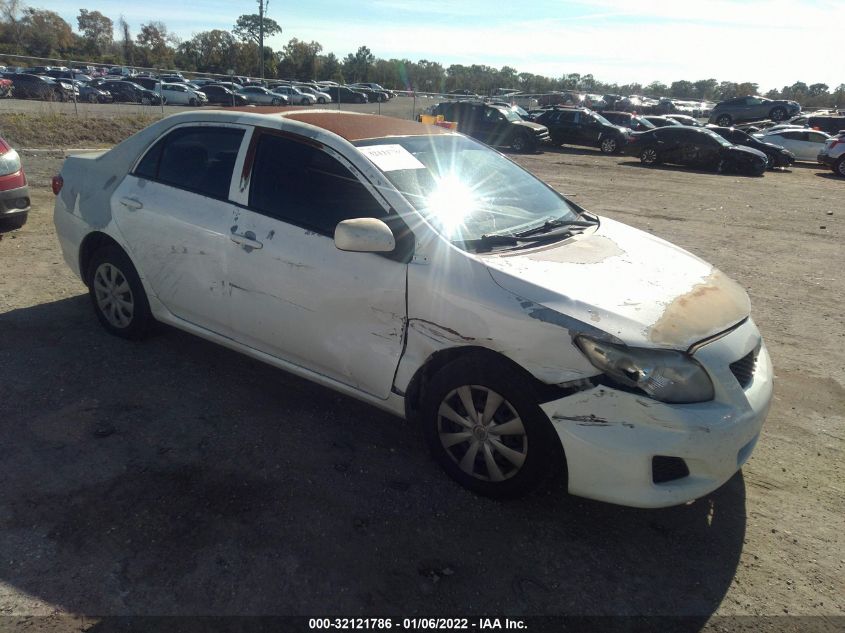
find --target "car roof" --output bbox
[204,108,453,142]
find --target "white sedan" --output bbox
[52,110,772,506]
[754,128,832,161]
[237,86,287,105]
[271,85,316,105]
[156,82,208,106]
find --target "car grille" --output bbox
[729,347,758,388]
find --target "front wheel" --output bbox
[271,98,280,105]
[835,156,845,178]
[189,98,198,106]
[141,96,151,105]
[769,107,786,122]
[716,114,732,127]
[421,355,563,498]
[511,133,532,153]
[88,93,98,103]
[640,147,659,165]
[87,245,154,340]
[317,97,326,104]
[600,136,619,154]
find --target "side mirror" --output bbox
[334,218,396,253]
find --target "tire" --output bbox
[835,156,845,178]
[88,93,98,104]
[87,245,153,340]
[640,147,659,165]
[141,96,151,106]
[317,97,326,104]
[716,114,732,127]
[420,354,563,498]
[189,98,197,107]
[769,107,786,122]
[511,133,531,153]
[0,213,27,231]
[271,98,280,105]
[600,136,619,154]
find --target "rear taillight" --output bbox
[51,175,63,195]
[830,140,842,149]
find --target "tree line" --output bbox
[1,2,843,107]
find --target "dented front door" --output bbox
[224,209,407,399]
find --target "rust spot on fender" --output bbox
[649,269,750,347]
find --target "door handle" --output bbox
[119,197,143,210]
[230,229,263,250]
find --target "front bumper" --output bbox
[0,183,30,217]
[541,318,773,508]
[818,153,838,167]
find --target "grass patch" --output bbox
[0,112,160,149]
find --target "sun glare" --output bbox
[424,173,478,239]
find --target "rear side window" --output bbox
[133,126,244,200]
[248,133,386,235]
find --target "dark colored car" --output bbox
[534,106,630,154]
[432,100,550,152]
[601,111,656,132]
[75,81,113,103]
[4,73,73,101]
[0,136,30,229]
[325,86,368,103]
[623,126,768,175]
[93,80,162,105]
[707,126,795,169]
[807,115,845,136]
[130,76,160,91]
[199,85,248,106]
[709,96,801,126]
[349,84,389,102]
[665,114,704,127]
[643,116,682,128]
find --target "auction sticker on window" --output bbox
[358,144,425,171]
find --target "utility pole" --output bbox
[258,0,265,81]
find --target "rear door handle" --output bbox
[230,229,263,250]
[119,197,143,210]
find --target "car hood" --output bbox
[726,144,768,161]
[481,217,750,350]
[514,120,548,133]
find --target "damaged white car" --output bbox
[53,109,773,507]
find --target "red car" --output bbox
[0,137,30,228]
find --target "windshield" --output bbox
[634,116,656,129]
[701,129,733,147]
[592,112,613,126]
[354,135,579,249]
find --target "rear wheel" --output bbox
[87,245,153,340]
[640,147,659,165]
[421,355,563,498]
[835,156,845,177]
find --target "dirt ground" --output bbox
[0,138,843,629]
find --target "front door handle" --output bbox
[230,229,263,250]
[119,197,143,210]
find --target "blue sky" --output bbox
[49,0,844,91]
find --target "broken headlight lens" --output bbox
[576,336,714,404]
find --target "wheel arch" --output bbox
[78,231,124,286]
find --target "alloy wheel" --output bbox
[601,137,617,153]
[437,385,527,482]
[641,148,658,164]
[93,262,134,329]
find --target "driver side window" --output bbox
[248,133,388,236]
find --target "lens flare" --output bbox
[423,173,478,238]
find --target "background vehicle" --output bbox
[623,126,768,175]
[708,126,795,168]
[158,82,208,106]
[817,131,845,177]
[643,116,682,128]
[325,85,368,103]
[237,86,287,105]
[753,129,832,161]
[199,85,248,106]
[534,106,629,153]
[665,114,705,127]
[94,80,162,105]
[709,96,801,126]
[3,73,74,101]
[432,100,550,152]
[271,85,316,105]
[807,115,845,136]
[75,81,112,103]
[0,137,30,229]
[601,111,656,132]
[295,85,332,104]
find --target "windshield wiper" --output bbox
[514,217,596,238]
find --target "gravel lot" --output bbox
[0,128,843,630]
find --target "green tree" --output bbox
[317,52,342,82]
[77,9,113,57]
[276,38,322,80]
[670,80,694,98]
[135,22,175,68]
[342,45,374,82]
[20,9,74,57]
[233,13,281,46]
[644,81,668,96]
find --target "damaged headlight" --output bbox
[576,336,714,404]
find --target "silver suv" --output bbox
[818,131,845,177]
[709,96,801,126]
